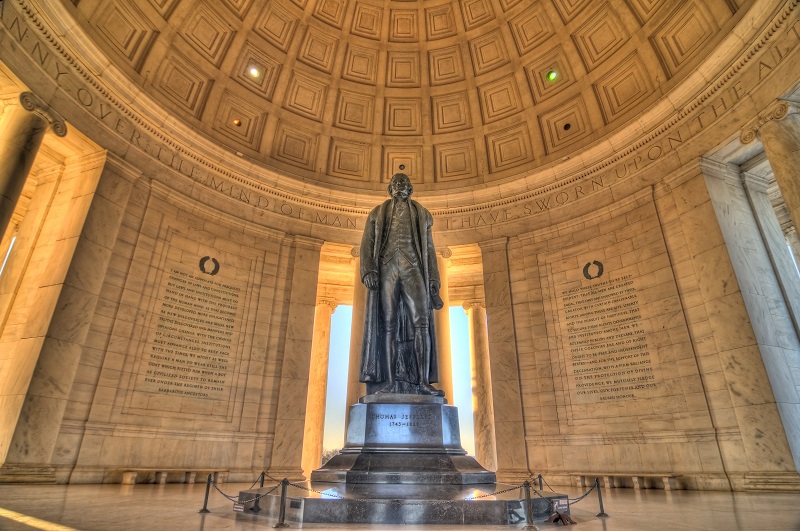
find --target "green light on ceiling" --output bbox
[546,70,558,82]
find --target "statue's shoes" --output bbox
[418,383,445,397]
[376,382,400,394]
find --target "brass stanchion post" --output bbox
[273,478,290,528]
[595,478,608,517]
[198,474,212,513]
[522,481,540,531]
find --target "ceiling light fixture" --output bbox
[233,119,242,126]
[248,66,261,78]
[546,70,558,82]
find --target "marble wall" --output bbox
[497,167,800,491]
[0,0,798,489]
[1,142,799,491]
[0,147,325,483]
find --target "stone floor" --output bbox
[0,482,799,530]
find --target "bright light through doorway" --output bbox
[321,306,476,456]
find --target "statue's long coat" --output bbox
[359,198,440,385]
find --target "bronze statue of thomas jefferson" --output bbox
[359,173,444,396]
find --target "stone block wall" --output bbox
[503,165,799,491]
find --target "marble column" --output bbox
[345,248,367,427]
[268,236,324,481]
[743,101,800,236]
[741,172,800,337]
[785,228,800,272]
[477,238,529,483]
[434,249,454,401]
[0,153,137,482]
[301,299,337,478]
[700,159,800,481]
[0,92,66,239]
[463,301,497,471]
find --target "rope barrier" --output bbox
[198,471,604,523]
[197,470,280,513]
[211,476,280,504]
[463,484,524,500]
[246,471,265,490]
[540,475,558,493]
[568,481,596,504]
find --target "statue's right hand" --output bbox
[363,272,379,290]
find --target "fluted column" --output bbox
[742,101,800,234]
[0,92,66,239]
[301,299,337,478]
[463,301,497,471]
[346,247,367,424]
[434,248,454,401]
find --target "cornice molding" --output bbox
[741,171,772,193]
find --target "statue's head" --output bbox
[388,173,413,199]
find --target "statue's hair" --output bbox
[388,173,413,196]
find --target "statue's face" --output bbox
[388,174,413,199]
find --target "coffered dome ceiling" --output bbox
[68,0,747,192]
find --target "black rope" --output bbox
[541,475,557,493]
[210,477,279,504]
[246,472,264,490]
[568,482,597,504]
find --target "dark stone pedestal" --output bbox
[311,395,495,484]
[237,395,569,525]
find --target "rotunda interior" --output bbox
[0,0,799,495]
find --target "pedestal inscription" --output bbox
[562,274,656,403]
[134,266,242,400]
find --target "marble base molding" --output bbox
[0,465,56,484]
[740,472,800,493]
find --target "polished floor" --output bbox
[0,481,799,531]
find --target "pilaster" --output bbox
[477,237,529,483]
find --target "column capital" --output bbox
[18,92,67,137]
[292,234,325,251]
[436,246,452,259]
[350,245,360,257]
[477,237,508,253]
[316,298,339,312]
[741,100,800,144]
[462,300,485,312]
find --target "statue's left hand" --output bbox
[429,282,444,310]
[364,272,379,290]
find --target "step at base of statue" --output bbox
[311,452,494,484]
[236,482,570,525]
